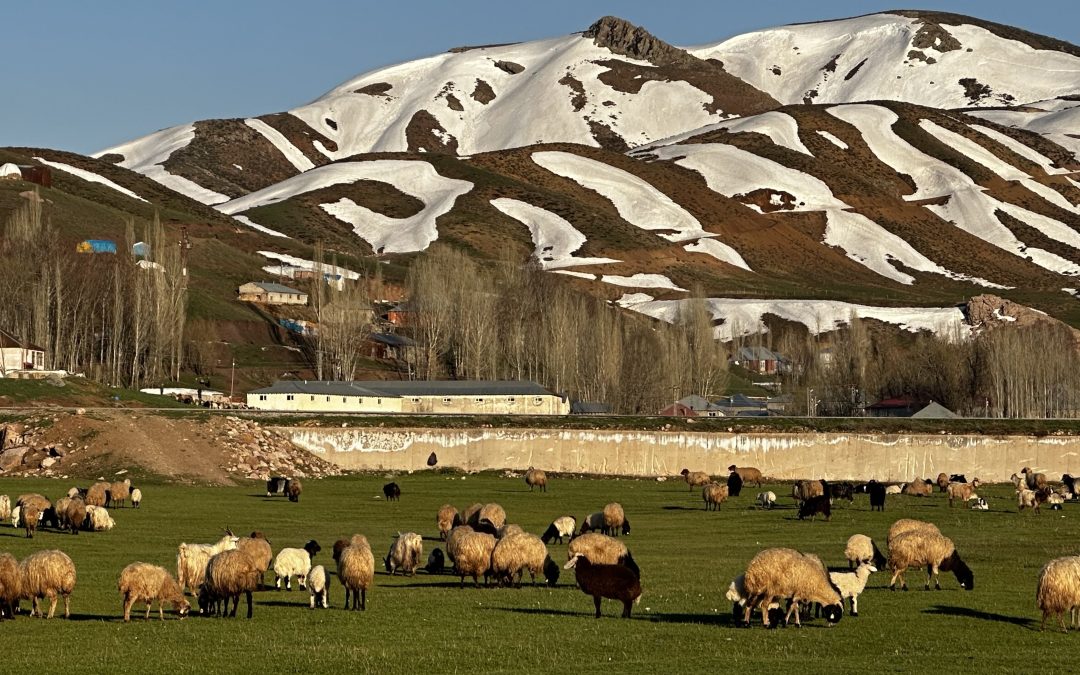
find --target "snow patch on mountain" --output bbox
[33,157,146,202]
[816,130,848,149]
[918,119,1028,181]
[600,274,687,291]
[233,214,289,238]
[490,198,620,269]
[683,238,753,272]
[641,111,811,155]
[258,251,361,279]
[245,119,315,172]
[967,123,1071,175]
[969,100,1080,160]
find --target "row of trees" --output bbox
[0,194,187,387]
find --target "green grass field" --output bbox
[0,473,1074,672]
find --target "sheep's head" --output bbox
[727,465,737,472]
[564,553,585,570]
[820,604,843,625]
[680,469,689,477]
[304,540,322,558]
[543,556,561,586]
[621,519,631,536]
[174,597,191,618]
[945,552,974,590]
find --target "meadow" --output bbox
[0,472,1076,673]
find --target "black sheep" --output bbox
[383,482,401,501]
[427,452,438,467]
[425,548,445,574]
[950,474,968,483]
[564,553,642,618]
[727,471,744,497]
[266,477,287,496]
[829,482,854,503]
[868,480,886,511]
[1063,474,1077,496]
[797,494,831,521]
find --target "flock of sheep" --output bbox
[3,462,1080,630]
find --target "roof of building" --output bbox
[369,333,416,347]
[571,401,613,414]
[0,328,44,352]
[245,282,306,295]
[867,396,920,410]
[911,401,959,419]
[249,380,558,398]
[677,394,715,411]
[714,393,767,409]
[733,346,786,362]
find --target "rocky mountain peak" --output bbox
[584,16,692,65]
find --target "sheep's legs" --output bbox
[851,595,858,616]
[47,595,58,619]
[621,599,633,618]
[158,601,165,620]
[593,595,603,618]
[360,589,366,611]
[888,569,907,591]
[925,564,941,590]
[123,594,133,622]
[245,591,252,619]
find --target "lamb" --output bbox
[725,573,783,627]
[0,552,19,620]
[236,532,273,588]
[436,504,461,540]
[602,502,629,536]
[117,562,190,621]
[22,504,40,538]
[445,525,474,564]
[384,532,423,576]
[130,488,142,509]
[681,469,711,492]
[337,535,374,610]
[947,480,981,508]
[756,491,776,509]
[703,483,729,511]
[1022,467,1048,491]
[727,470,743,497]
[887,530,974,591]
[936,473,950,493]
[884,484,903,495]
[525,468,548,492]
[383,482,401,501]
[902,478,933,497]
[741,547,842,627]
[176,531,239,595]
[454,531,497,588]
[844,534,886,569]
[285,478,302,502]
[797,495,831,521]
[887,519,940,548]
[728,465,763,487]
[108,479,131,508]
[541,516,577,545]
[565,553,641,618]
[199,549,260,618]
[62,497,87,535]
[19,549,76,619]
[827,563,876,616]
[0,495,9,523]
[1036,555,1080,632]
[791,480,824,502]
[85,482,110,508]
[273,539,321,590]
[85,505,115,531]
[307,565,330,609]
[10,505,19,529]
[567,533,640,578]
[491,532,559,587]
[425,549,445,574]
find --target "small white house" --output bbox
[237,282,308,305]
[0,329,45,375]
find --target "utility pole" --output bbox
[230,359,236,400]
[178,225,192,282]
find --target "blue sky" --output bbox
[1,1,1075,154]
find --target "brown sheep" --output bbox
[791,480,824,502]
[63,498,87,535]
[887,531,974,591]
[199,549,260,618]
[236,532,273,588]
[703,483,729,511]
[936,473,950,493]
[337,536,374,610]
[728,465,764,487]
[85,482,110,508]
[681,469,711,492]
[285,479,302,502]
[1022,467,1048,491]
[901,478,933,497]
[565,553,640,618]
[436,504,461,540]
[118,562,190,621]
[108,479,131,509]
[947,481,980,508]
[0,552,19,620]
[22,504,41,538]
[19,549,76,618]
[491,533,559,587]
[525,468,548,492]
[454,532,497,588]
[602,502,628,536]
[567,533,640,578]
[1036,555,1080,632]
[445,525,475,564]
[461,503,483,527]
[474,503,506,534]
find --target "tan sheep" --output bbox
[703,483,729,511]
[22,504,41,538]
[436,504,461,540]
[445,525,475,564]
[791,480,824,502]
[1022,467,1048,491]
[728,465,764,487]
[85,505,115,531]
[887,530,974,591]
[844,534,886,569]
[901,478,933,497]
[525,468,548,492]
[681,469,711,492]
[19,549,76,619]
[936,473,950,493]
[461,503,483,527]
[477,503,507,532]
[742,547,842,627]
[1036,555,1080,632]
[337,536,374,610]
[236,532,273,588]
[54,496,72,527]
[886,519,940,548]
[176,532,239,595]
[947,481,980,508]
[63,498,87,535]
[497,523,524,539]
[0,495,10,523]
[454,531,497,588]
[0,551,19,620]
[117,562,190,621]
[199,549,260,618]
[491,532,559,587]
[384,532,423,576]
[602,502,628,536]
[109,479,131,508]
[85,482,110,508]
[567,532,628,564]
[16,493,51,512]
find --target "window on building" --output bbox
[259,395,267,401]
[342,398,347,403]
[412,397,421,403]
[442,397,451,405]
[326,396,331,402]
[377,398,382,405]
[533,397,543,405]
[286,395,294,401]
[507,397,516,404]
[475,397,484,404]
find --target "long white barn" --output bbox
[246,380,569,415]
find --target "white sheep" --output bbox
[971,498,989,511]
[0,495,10,523]
[274,540,321,590]
[384,533,423,576]
[541,516,576,545]
[176,532,239,595]
[827,563,876,616]
[756,492,776,509]
[308,565,330,609]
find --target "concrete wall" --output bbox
[278,427,1080,481]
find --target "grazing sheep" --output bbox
[22,504,40,538]
[199,549,260,618]
[756,491,777,509]
[791,480,824,502]
[567,533,640,578]
[117,562,190,622]
[728,465,763,487]
[62,498,86,535]
[681,469,711,492]
[742,548,843,627]
[477,503,507,532]
[887,530,974,591]
[1022,467,1048,491]
[461,503,483,527]
[579,511,605,534]
[525,468,548,492]
[445,525,475,564]
[1036,555,1080,632]
[0,495,9,523]
[236,532,273,588]
[384,532,423,576]
[66,487,81,499]
[19,549,77,618]
[0,552,20,620]
[16,492,50,512]
[602,502,629,536]
[436,504,461,540]
[902,478,933,497]
[454,532,497,588]
[1019,487,1053,514]
[727,471,744,497]
[541,516,577,545]
[867,481,887,511]
[845,534,886,569]
[307,565,330,609]
[936,473,950,493]
[273,540,321,590]
[425,548,445,574]
[338,536,375,611]
[285,479,302,503]
[266,477,287,496]
[887,519,940,548]
[703,483,729,511]
[947,481,980,508]
[108,479,131,508]
[497,523,524,539]
[176,532,239,595]
[829,482,855,503]
[85,482,110,508]
[85,505,115,532]
[54,496,71,528]
[492,532,559,587]
[565,553,641,618]
[382,482,401,501]
[130,488,142,509]
[726,573,783,627]
[798,495,832,521]
[828,563,876,616]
